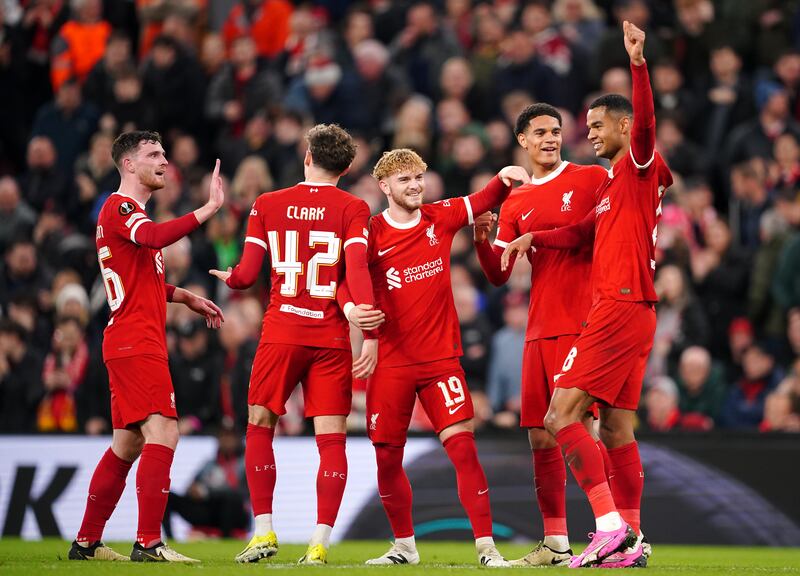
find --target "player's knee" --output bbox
[248,405,277,427]
[528,427,556,449]
[598,423,633,449]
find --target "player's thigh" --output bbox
[106,354,176,430]
[248,343,311,416]
[418,358,475,435]
[615,305,657,411]
[520,340,551,429]
[553,301,645,408]
[302,347,353,418]
[552,334,599,421]
[367,364,418,445]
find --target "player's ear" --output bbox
[516,132,527,150]
[339,162,353,177]
[619,115,631,136]
[304,150,312,167]
[377,178,390,196]
[122,155,135,174]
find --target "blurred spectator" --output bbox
[392,94,434,157]
[552,0,605,55]
[72,131,118,234]
[652,59,698,127]
[592,0,666,85]
[694,44,755,164]
[720,342,784,429]
[205,35,282,140]
[390,2,461,99]
[352,39,410,139]
[31,79,99,173]
[164,423,249,539]
[730,159,771,249]
[335,6,374,69]
[642,376,680,432]
[82,30,133,111]
[761,360,800,432]
[229,155,273,216]
[674,345,725,429]
[453,271,491,395]
[136,0,206,57]
[0,319,43,432]
[0,176,36,252]
[140,34,205,138]
[170,318,223,435]
[490,28,548,116]
[283,56,363,130]
[486,290,525,428]
[748,210,792,342]
[772,228,800,314]
[649,264,709,380]
[49,0,110,91]
[222,0,293,60]
[691,219,750,358]
[0,237,52,310]
[37,315,87,432]
[19,0,70,120]
[199,32,226,79]
[104,67,156,134]
[656,112,704,178]
[0,4,27,173]
[726,316,754,383]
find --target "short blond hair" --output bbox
[372,148,428,181]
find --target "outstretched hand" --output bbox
[209,267,232,282]
[497,165,531,187]
[184,291,225,329]
[500,233,535,271]
[208,158,224,211]
[623,20,645,66]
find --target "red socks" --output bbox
[555,422,616,519]
[607,441,643,533]
[597,439,612,478]
[532,446,567,536]
[76,448,133,543]
[136,443,174,546]
[245,424,276,516]
[374,444,414,538]
[443,431,493,538]
[316,433,347,526]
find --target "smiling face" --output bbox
[517,114,562,170]
[380,169,426,212]
[127,140,168,191]
[586,106,628,160]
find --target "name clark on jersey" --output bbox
[287,205,326,220]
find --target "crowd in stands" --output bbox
[1,0,800,437]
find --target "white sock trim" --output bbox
[596,511,623,532]
[543,534,570,552]
[309,524,333,547]
[254,513,273,536]
[475,536,496,550]
[395,536,416,551]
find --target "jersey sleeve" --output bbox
[630,61,656,170]
[104,197,149,245]
[493,202,519,249]
[342,199,371,251]
[430,196,472,232]
[243,197,268,252]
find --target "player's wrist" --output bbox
[343,302,355,320]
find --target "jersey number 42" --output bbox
[268,230,342,299]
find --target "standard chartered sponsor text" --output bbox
[403,257,444,283]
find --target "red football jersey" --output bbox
[245,182,370,349]
[96,193,168,360]
[591,149,672,303]
[494,161,606,340]
[368,197,474,367]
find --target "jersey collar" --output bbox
[112,191,146,210]
[382,208,421,229]
[299,181,335,187]
[530,160,569,185]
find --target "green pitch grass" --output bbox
[1,539,799,575]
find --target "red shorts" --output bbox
[553,300,655,410]
[366,357,474,445]
[249,343,352,418]
[521,335,589,428]
[106,354,177,429]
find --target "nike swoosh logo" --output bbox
[478,488,489,495]
[161,488,170,494]
[379,493,392,498]
[378,246,396,256]
[448,403,465,415]
[521,209,534,220]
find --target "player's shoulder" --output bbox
[99,193,142,220]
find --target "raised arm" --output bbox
[466,166,530,216]
[134,159,225,249]
[624,21,655,166]
[532,208,596,249]
[473,212,512,286]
